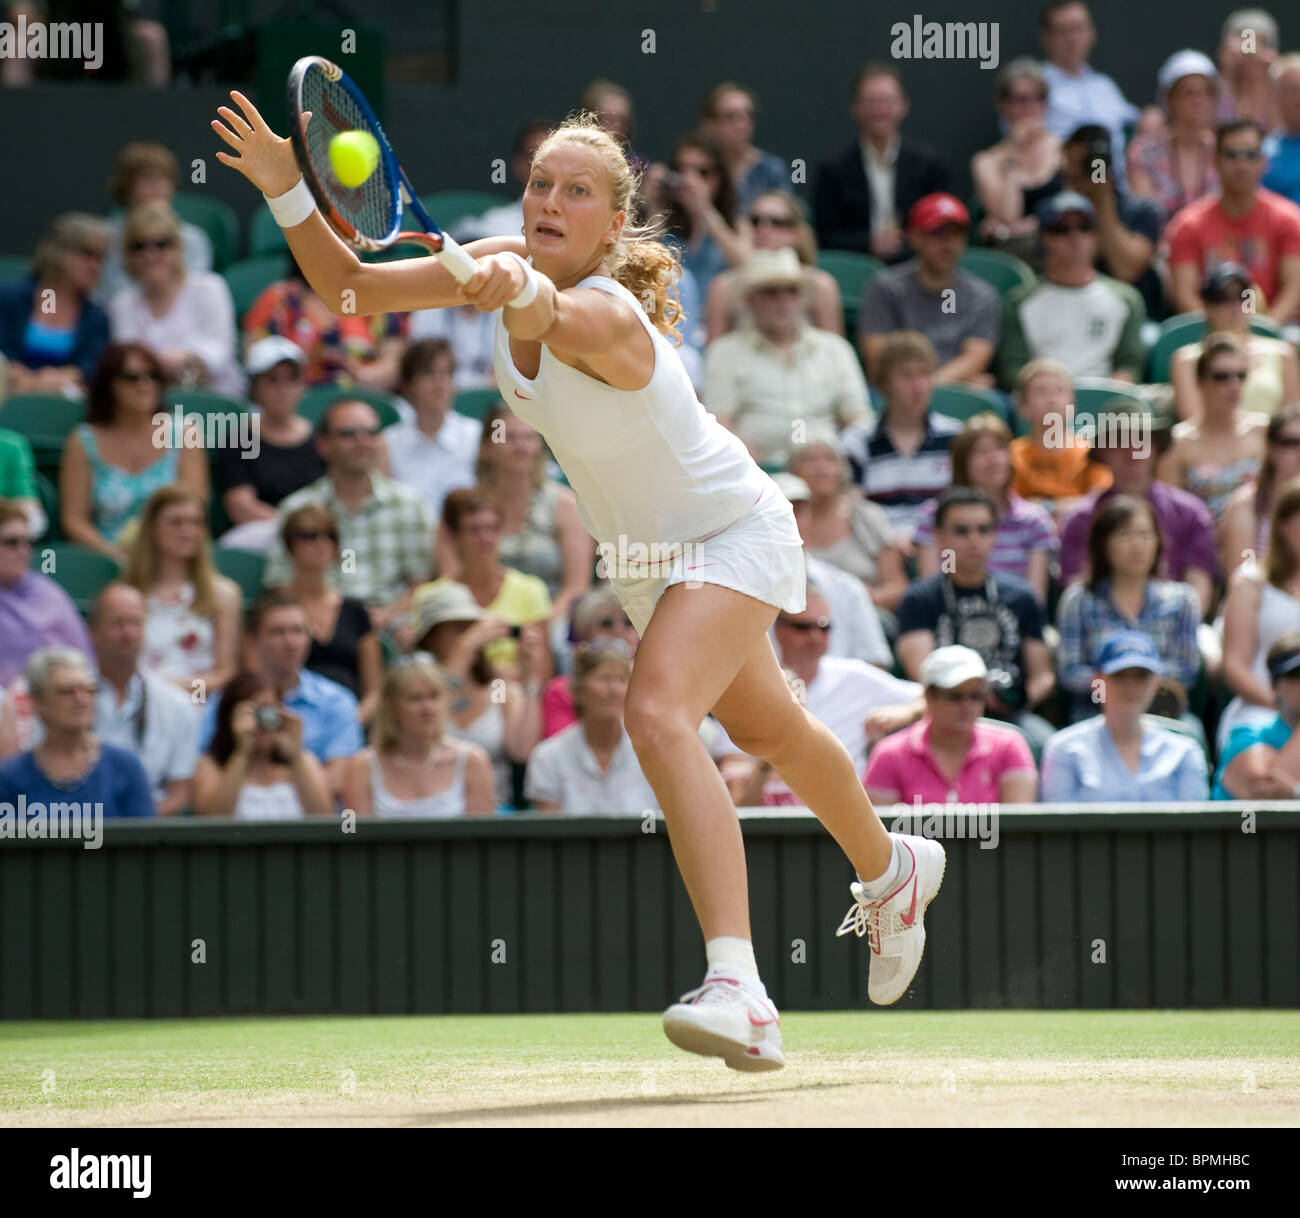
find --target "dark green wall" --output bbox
[2,808,1296,1018]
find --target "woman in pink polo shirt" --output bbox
[863,645,1038,805]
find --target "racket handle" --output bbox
[434,235,478,284]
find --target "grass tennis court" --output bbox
[2,1011,1297,1127]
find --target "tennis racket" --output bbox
[287,55,526,301]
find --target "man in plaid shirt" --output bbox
[264,399,433,628]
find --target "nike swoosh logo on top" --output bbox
[513,389,531,400]
[899,880,919,927]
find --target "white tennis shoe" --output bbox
[662,964,785,1072]
[836,834,946,1005]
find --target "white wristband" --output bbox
[503,251,539,309]
[262,176,317,229]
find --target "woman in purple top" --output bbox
[913,413,1057,603]
[0,498,93,689]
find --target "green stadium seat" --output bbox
[960,248,1035,296]
[223,255,290,325]
[453,386,503,421]
[249,207,288,257]
[415,191,510,231]
[815,250,886,331]
[298,385,401,430]
[1070,376,1149,421]
[171,193,241,271]
[929,382,1009,425]
[0,394,85,443]
[33,470,58,541]
[0,252,31,283]
[214,547,266,607]
[31,543,121,614]
[1145,310,1284,383]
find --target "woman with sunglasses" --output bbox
[0,211,110,398]
[107,201,243,396]
[970,59,1062,263]
[1170,263,1300,421]
[541,584,640,738]
[60,342,208,564]
[704,190,842,342]
[281,504,380,726]
[1221,404,1300,578]
[862,644,1038,808]
[1158,333,1267,527]
[1056,493,1203,727]
[1219,475,1300,749]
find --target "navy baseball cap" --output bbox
[1266,641,1300,681]
[1037,192,1096,227]
[1094,631,1164,676]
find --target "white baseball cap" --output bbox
[919,645,988,690]
[1157,49,1218,98]
[246,336,307,378]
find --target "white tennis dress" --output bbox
[492,273,806,636]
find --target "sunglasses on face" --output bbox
[117,368,162,383]
[129,237,175,253]
[1272,434,1300,449]
[0,534,32,548]
[934,687,987,704]
[779,617,831,632]
[1220,148,1262,161]
[749,212,796,228]
[332,425,381,438]
[1045,221,1096,235]
[1209,369,1248,382]
[949,523,995,537]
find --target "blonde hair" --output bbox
[374,653,451,753]
[531,112,684,344]
[121,201,186,274]
[124,485,219,616]
[1013,357,1073,400]
[31,212,111,282]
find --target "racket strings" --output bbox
[300,67,396,241]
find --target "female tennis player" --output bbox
[212,93,944,1071]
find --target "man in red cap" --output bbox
[858,193,1001,388]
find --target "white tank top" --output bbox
[368,743,470,818]
[1250,581,1300,687]
[492,272,768,553]
[233,780,304,820]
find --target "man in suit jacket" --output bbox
[814,63,950,261]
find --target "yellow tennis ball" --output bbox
[328,131,380,189]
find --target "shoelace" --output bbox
[678,977,745,1007]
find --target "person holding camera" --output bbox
[896,486,1057,755]
[192,669,333,819]
[1061,124,1164,318]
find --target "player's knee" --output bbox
[623,692,693,757]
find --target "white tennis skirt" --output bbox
[604,478,807,638]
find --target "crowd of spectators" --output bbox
[4,3,1300,818]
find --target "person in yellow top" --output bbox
[1008,358,1113,520]
[413,487,553,678]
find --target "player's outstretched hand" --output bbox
[460,253,529,312]
[212,90,308,198]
